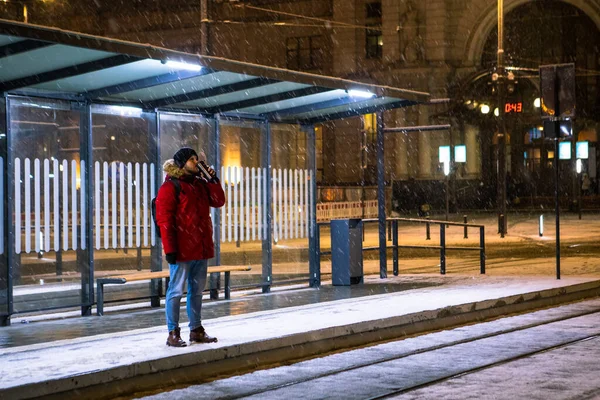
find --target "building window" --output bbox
[366,2,382,59]
[286,36,324,71]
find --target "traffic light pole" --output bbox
[497,0,508,237]
[553,74,561,280]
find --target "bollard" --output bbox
[463,215,468,239]
[539,214,544,237]
[425,216,431,240]
[392,220,399,276]
[56,249,62,278]
[440,224,446,275]
[479,226,486,274]
[137,247,143,271]
[236,226,241,248]
[498,214,505,238]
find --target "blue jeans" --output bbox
[165,259,208,332]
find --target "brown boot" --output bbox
[190,325,218,343]
[166,327,187,347]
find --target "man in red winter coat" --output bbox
[155,147,225,347]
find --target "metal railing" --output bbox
[317,217,486,276]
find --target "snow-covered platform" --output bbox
[2,274,600,400]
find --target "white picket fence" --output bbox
[10,158,317,254]
[219,166,313,243]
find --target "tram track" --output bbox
[197,302,600,400]
[367,333,600,399]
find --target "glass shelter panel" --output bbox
[159,113,211,169]
[271,124,310,284]
[219,120,265,289]
[9,97,83,313]
[158,113,213,277]
[0,97,6,317]
[90,105,155,306]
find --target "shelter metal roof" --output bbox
[0,19,430,124]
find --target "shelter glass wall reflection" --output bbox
[0,97,6,316]
[9,97,83,313]
[271,123,310,284]
[159,113,211,168]
[219,119,265,289]
[90,105,155,307]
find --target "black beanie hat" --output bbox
[173,147,198,168]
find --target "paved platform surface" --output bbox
[2,273,600,399]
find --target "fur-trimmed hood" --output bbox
[156,159,226,261]
[163,159,187,179]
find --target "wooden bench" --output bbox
[96,265,251,316]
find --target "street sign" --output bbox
[540,63,576,119]
[576,141,589,159]
[438,146,450,164]
[543,119,572,139]
[454,145,467,163]
[558,142,571,160]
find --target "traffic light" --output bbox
[489,70,518,95]
[540,64,576,119]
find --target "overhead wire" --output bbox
[201,19,355,29]
[225,2,600,77]
[232,3,373,30]
[480,50,600,76]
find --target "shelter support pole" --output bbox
[148,111,162,306]
[1,95,11,326]
[78,102,94,316]
[554,134,561,280]
[305,125,320,287]
[209,117,221,299]
[377,112,387,278]
[261,120,272,293]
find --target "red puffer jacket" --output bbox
[155,159,225,262]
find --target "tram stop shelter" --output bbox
[0,18,430,325]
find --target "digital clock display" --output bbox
[505,102,523,113]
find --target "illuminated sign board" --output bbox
[439,145,467,164]
[505,102,523,113]
[455,145,467,163]
[558,142,571,160]
[439,146,450,163]
[576,141,589,159]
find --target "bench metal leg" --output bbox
[150,278,161,308]
[209,272,220,300]
[82,305,92,317]
[97,282,104,316]
[224,271,231,300]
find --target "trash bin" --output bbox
[331,219,363,286]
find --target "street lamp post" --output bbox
[444,162,450,221]
[200,0,210,55]
[576,159,582,220]
[496,0,508,236]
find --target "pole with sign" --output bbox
[439,145,467,221]
[540,63,576,280]
[576,141,589,220]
